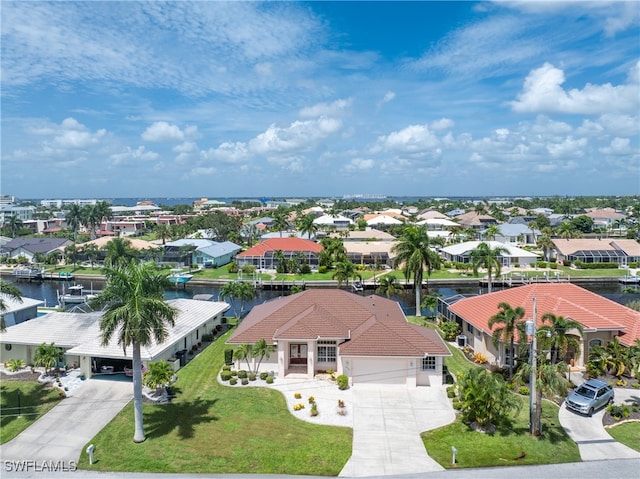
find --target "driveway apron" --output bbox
[1,378,132,463]
[559,388,640,461]
[339,384,455,477]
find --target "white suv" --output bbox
[565,379,614,416]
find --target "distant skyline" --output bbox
[2,1,639,199]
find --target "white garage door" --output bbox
[352,358,407,384]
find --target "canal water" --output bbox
[5,276,638,316]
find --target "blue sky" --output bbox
[2,1,639,200]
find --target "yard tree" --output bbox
[470,242,508,293]
[376,275,400,299]
[144,361,174,391]
[536,234,555,262]
[91,261,177,443]
[488,302,525,380]
[233,343,254,372]
[332,260,361,288]
[421,292,443,319]
[392,225,441,316]
[81,242,100,268]
[0,279,23,332]
[103,237,139,267]
[34,342,64,376]
[65,203,84,240]
[252,338,275,373]
[220,281,255,319]
[296,214,318,240]
[538,313,583,365]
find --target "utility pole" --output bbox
[527,296,538,436]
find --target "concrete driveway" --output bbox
[1,377,132,463]
[559,388,640,461]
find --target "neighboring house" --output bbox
[260,231,314,241]
[417,218,458,230]
[417,209,451,221]
[227,289,451,386]
[585,208,626,228]
[0,299,229,378]
[552,238,640,266]
[22,219,67,235]
[100,219,145,237]
[440,283,640,368]
[365,214,404,228]
[248,217,275,229]
[235,238,323,270]
[164,238,242,268]
[0,294,43,327]
[0,204,36,224]
[313,214,354,230]
[439,241,538,268]
[333,229,397,242]
[488,224,539,246]
[344,241,398,267]
[0,237,73,262]
[454,212,499,230]
[81,236,157,252]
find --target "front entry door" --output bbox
[289,344,308,365]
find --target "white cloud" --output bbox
[109,146,159,165]
[374,124,440,156]
[201,142,250,164]
[141,122,185,142]
[249,117,342,155]
[343,158,374,173]
[546,137,588,158]
[510,62,640,114]
[376,91,396,109]
[430,118,454,131]
[173,141,197,154]
[599,137,631,155]
[299,98,352,118]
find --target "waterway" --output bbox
[5,276,638,316]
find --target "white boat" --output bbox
[619,275,640,284]
[168,269,193,286]
[58,285,97,306]
[352,281,364,292]
[12,266,45,280]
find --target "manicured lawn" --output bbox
[422,396,580,468]
[77,330,352,474]
[0,381,63,444]
[607,422,640,452]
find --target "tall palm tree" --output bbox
[272,213,289,238]
[470,242,508,293]
[376,275,400,299]
[154,223,172,245]
[91,262,177,443]
[33,342,64,376]
[82,204,103,240]
[332,260,361,288]
[81,242,100,268]
[65,204,84,240]
[536,234,555,262]
[0,279,23,331]
[296,214,318,241]
[252,338,275,373]
[64,244,80,267]
[103,237,139,267]
[558,222,578,239]
[220,281,255,319]
[392,225,441,316]
[538,313,584,365]
[488,302,525,379]
[484,224,500,241]
[6,215,23,238]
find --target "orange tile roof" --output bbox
[236,238,323,257]
[449,283,640,346]
[228,289,450,357]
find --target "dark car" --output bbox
[565,379,614,416]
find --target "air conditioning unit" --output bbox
[457,335,467,348]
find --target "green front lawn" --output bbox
[607,422,640,452]
[77,330,352,474]
[1,381,63,444]
[422,396,580,468]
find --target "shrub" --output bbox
[472,352,488,364]
[220,370,232,381]
[231,370,238,377]
[518,386,530,396]
[259,372,269,380]
[227,261,239,273]
[249,373,257,381]
[222,365,231,371]
[452,399,462,410]
[586,361,604,378]
[224,349,234,365]
[237,370,248,379]
[536,261,548,269]
[310,403,319,417]
[294,392,302,399]
[293,403,305,411]
[318,265,328,274]
[630,262,639,269]
[446,385,456,398]
[6,358,25,372]
[563,259,571,266]
[265,376,274,384]
[308,396,315,404]
[241,378,249,385]
[440,321,460,341]
[337,374,349,390]
[616,378,628,387]
[608,404,630,421]
[299,264,311,274]
[632,382,640,389]
[229,377,237,385]
[549,262,558,269]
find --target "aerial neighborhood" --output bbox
[1,194,639,475]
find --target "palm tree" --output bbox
[65,204,84,240]
[91,261,177,443]
[484,224,500,241]
[252,338,275,373]
[233,343,254,372]
[103,237,139,267]
[272,213,289,238]
[5,215,23,238]
[220,281,255,319]
[64,244,80,267]
[470,242,508,293]
[558,222,578,239]
[143,361,174,391]
[392,225,441,316]
[81,242,100,268]
[421,292,442,318]
[33,342,64,376]
[376,276,400,299]
[296,214,318,240]
[0,279,23,331]
[82,204,103,240]
[536,234,555,262]
[538,313,583,365]
[488,302,525,379]
[154,223,172,245]
[332,260,361,288]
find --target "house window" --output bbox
[421,356,436,370]
[467,323,474,334]
[317,340,337,362]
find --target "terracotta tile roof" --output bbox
[449,283,640,346]
[236,238,323,257]
[228,289,450,357]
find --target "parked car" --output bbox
[565,379,614,416]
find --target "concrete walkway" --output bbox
[559,387,640,461]
[1,377,132,463]
[339,384,455,477]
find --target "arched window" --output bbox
[589,339,602,348]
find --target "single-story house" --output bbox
[439,241,539,268]
[235,238,323,270]
[331,229,397,242]
[344,241,398,267]
[417,218,459,230]
[0,237,73,262]
[0,294,43,327]
[552,238,640,266]
[0,298,229,378]
[164,239,241,268]
[488,224,540,246]
[227,289,451,386]
[584,208,626,228]
[417,210,451,221]
[313,214,354,230]
[454,212,499,230]
[365,214,404,228]
[439,283,640,368]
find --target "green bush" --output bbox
[586,361,603,378]
[563,259,571,266]
[536,261,548,268]
[266,376,274,384]
[446,386,456,398]
[227,261,239,273]
[220,370,232,381]
[241,264,256,274]
[632,382,640,389]
[6,359,26,372]
[607,404,630,420]
[238,370,248,379]
[224,349,234,365]
[452,399,462,410]
[440,321,460,341]
[249,373,257,381]
[518,386,530,395]
[549,262,558,269]
[222,365,231,371]
[299,264,311,274]
[231,370,238,377]
[241,378,249,385]
[576,262,619,270]
[318,265,328,274]
[630,262,639,269]
[259,372,269,380]
[337,374,349,390]
[229,377,237,385]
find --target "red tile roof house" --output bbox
[235,237,323,271]
[227,289,451,386]
[442,283,640,369]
